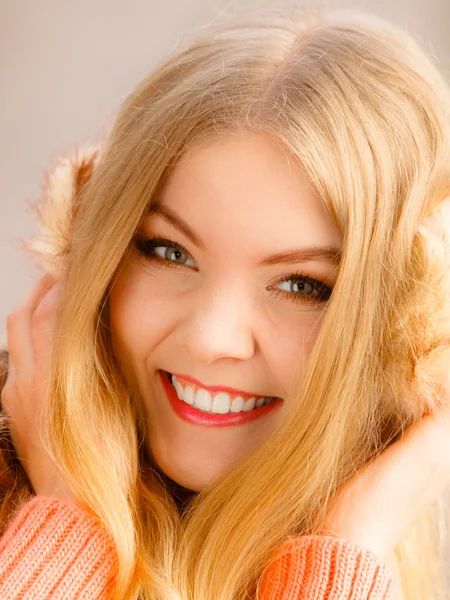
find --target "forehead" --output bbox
[155,131,342,254]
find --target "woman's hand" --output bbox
[1,273,76,502]
[321,407,450,561]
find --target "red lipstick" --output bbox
[171,372,263,399]
[159,371,282,428]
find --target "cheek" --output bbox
[108,269,175,379]
[267,312,325,397]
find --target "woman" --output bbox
[1,6,450,599]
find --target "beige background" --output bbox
[2,0,450,344]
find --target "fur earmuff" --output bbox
[20,143,104,279]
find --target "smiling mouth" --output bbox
[165,371,279,415]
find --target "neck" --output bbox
[151,460,198,512]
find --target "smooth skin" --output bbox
[4,273,450,563]
[3,273,73,502]
[3,132,450,564]
[108,132,341,490]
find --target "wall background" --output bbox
[1,0,450,343]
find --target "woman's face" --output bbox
[109,131,342,491]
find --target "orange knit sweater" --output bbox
[0,495,395,599]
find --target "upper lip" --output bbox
[167,371,278,399]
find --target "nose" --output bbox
[176,284,256,365]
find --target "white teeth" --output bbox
[243,397,256,411]
[172,375,184,400]
[169,374,276,414]
[211,392,231,414]
[182,386,195,405]
[230,396,245,412]
[194,388,212,412]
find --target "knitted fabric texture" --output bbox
[258,535,395,599]
[0,496,118,599]
[0,496,395,599]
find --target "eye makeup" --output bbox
[133,234,334,307]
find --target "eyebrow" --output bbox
[147,202,341,266]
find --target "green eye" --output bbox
[274,273,333,305]
[135,237,197,268]
[277,279,315,295]
[155,245,194,265]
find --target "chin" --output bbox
[151,446,228,492]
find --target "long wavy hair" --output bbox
[2,6,450,599]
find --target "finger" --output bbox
[31,279,66,379]
[13,273,56,317]
[5,278,65,460]
[6,274,60,426]
[1,365,17,416]
[7,274,57,372]
[326,414,450,558]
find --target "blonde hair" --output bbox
[2,5,450,599]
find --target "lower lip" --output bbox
[159,370,283,428]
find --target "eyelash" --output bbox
[134,235,333,307]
